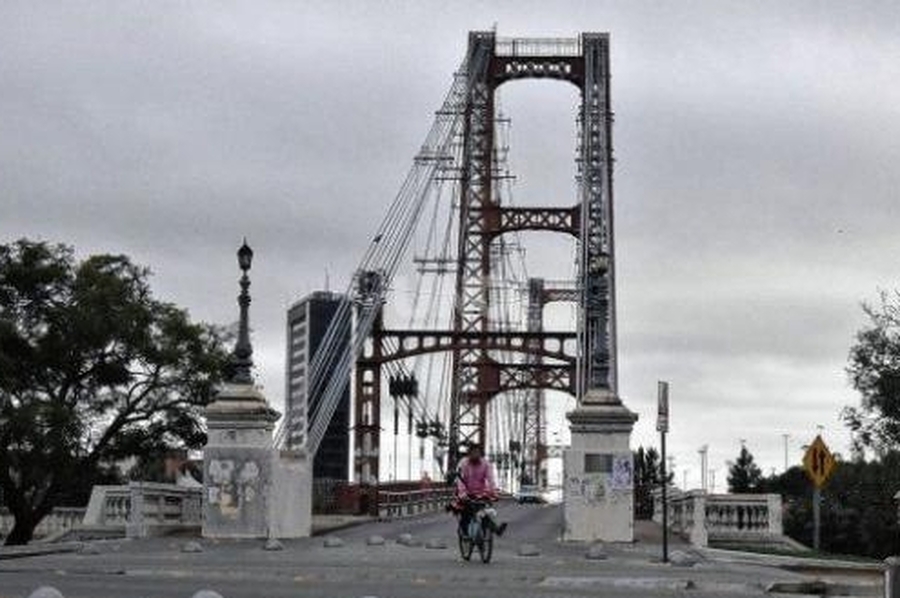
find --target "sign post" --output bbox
[657,381,670,563]
[802,434,836,552]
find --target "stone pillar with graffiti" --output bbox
[203,381,313,539]
[563,405,637,542]
[203,383,276,538]
[203,241,311,539]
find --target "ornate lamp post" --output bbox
[229,239,254,385]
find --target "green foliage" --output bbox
[0,239,229,544]
[762,456,900,559]
[844,290,900,455]
[728,446,763,493]
[633,446,672,519]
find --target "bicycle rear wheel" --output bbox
[478,523,493,563]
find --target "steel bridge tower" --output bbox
[520,278,579,487]
[447,32,629,469]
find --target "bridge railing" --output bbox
[653,489,783,547]
[0,507,86,540]
[494,37,581,57]
[377,486,455,520]
[83,482,202,538]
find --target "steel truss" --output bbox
[521,278,579,487]
[353,32,617,480]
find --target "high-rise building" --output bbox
[285,291,350,480]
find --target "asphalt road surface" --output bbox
[0,502,808,598]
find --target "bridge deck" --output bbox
[0,503,879,598]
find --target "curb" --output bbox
[0,542,84,561]
[540,576,695,591]
[700,547,883,574]
[310,517,375,537]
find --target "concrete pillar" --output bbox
[688,492,708,547]
[767,493,783,535]
[202,382,280,539]
[563,389,638,542]
[885,557,900,598]
[125,482,145,539]
[268,447,312,538]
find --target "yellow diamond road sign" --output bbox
[803,435,836,489]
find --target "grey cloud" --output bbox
[2,1,898,484]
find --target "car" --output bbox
[516,485,546,504]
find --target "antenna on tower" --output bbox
[324,267,330,292]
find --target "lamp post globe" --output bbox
[237,239,253,272]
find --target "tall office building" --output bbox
[285,291,350,480]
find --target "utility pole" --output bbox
[657,381,670,563]
[782,433,790,472]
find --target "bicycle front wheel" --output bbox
[458,528,474,561]
[478,523,493,563]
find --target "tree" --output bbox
[760,456,900,558]
[844,290,900,456]
[0,239,229,544]
[727,445,763,493]
[633,446,671,519]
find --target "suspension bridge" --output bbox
[271,29,635,529]
[6,29,866,598]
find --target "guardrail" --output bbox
[377,486,455,520]
[83,482,202,538]
[653,489,783,547]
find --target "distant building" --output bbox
[285,291,350,480]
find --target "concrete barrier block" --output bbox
[323,536,344,548]
[585,543,608,560]
[181,541,203,553]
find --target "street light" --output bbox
[698,445,709,492]
[229,239,255,385]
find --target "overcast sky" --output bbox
[3,1,900,489]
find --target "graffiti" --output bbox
[566,474,606,505]
[610,455,633,491]
[567,458,632,506]
[207,458,261,518]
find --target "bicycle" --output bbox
[456,498,497,563]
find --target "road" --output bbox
[0,503,814,598]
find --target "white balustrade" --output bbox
[652,488,783,548]
[0,507,86,539]
[83,482,202,538]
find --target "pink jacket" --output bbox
[455,457,497,498]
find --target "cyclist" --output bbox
[451,444,507,537]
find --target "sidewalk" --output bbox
[311,514,374,536]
